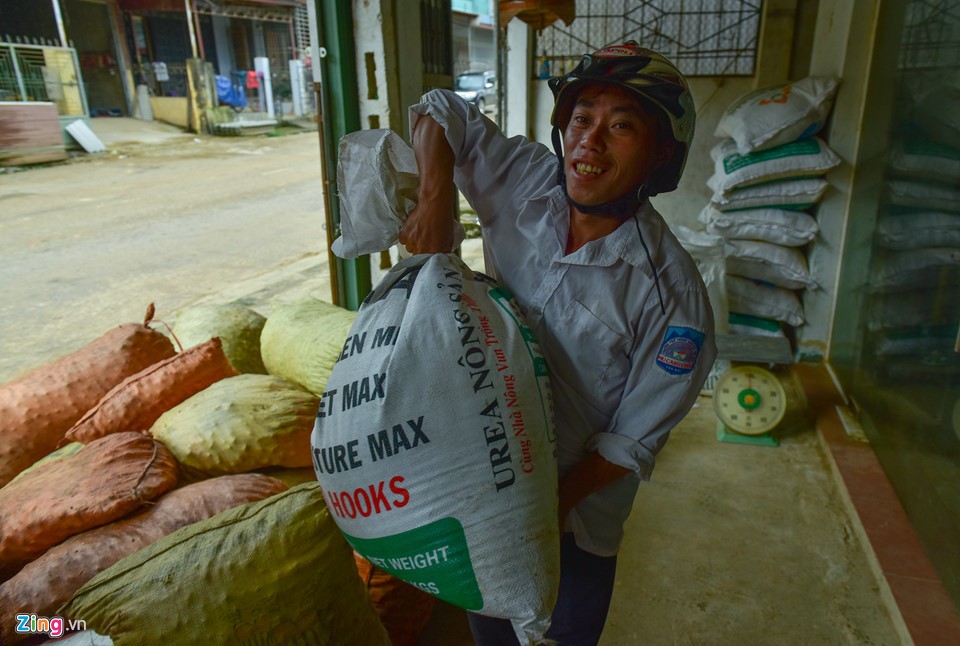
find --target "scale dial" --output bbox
[713,365,787,435]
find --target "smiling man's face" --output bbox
[562,84,664,210]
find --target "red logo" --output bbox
[595,46,638,58]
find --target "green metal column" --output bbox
[314,0,371,311]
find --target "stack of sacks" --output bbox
[865,73,960,375]
[702,76,841,340]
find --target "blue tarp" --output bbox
[215,74,246,109]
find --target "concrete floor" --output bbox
[1,119,918,644]
[415,380,905,646]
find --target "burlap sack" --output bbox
[0,474,286,644]
[0,432,178,581]
[0,310,176,486]
[64,337,237,445]
[60,483,390,646]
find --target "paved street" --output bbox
[0,123,331,382]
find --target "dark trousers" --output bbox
[467,533,618,646]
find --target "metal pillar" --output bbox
[310,0,371,311]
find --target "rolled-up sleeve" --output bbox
[587,280,717,480]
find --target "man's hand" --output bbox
[398,115,458,254]
[399,200,457,254]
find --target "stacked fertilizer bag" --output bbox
[862,71,960,382]
[312,128,560,644]
[701,76,841,343]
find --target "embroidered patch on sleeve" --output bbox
[656,326,705,376]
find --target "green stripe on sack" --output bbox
[346,517,484,610]
[723,138,822,173]
[729,312,782,333]
[903,140,960,161]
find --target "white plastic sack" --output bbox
[714,77,840,154]
[710,176,828,212]
[886,179,960,214]
[724,239,817,290]
[333,129,465,258]
[699,205,818,247]
[870,248,960,290]
[877,212,960,250]
[726,275,805,327]
[310,253,559,644]
[672,225,729,334]
[709,137,841,196]
[889,140,960,184]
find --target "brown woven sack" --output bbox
[0,305,176,487]
[0,431,178,582]
[63,337,238,445]
[355,552,438,646]
[60,483,390,646]
[0,474,286,643]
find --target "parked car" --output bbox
[455,71,496,113]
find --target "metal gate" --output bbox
[536,0,763,77]
[0,42,87,116]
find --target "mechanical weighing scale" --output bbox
[712,364,787,447]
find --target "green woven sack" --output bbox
[60,483,389,646]
[173,303,268,375]
[260,298,356,397]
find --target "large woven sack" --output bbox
[0,306,176,487]
[725,239,818,290]
[709,176,828,212]
[64,337,238,445]
[260,297,357,397]
[0,432,178,581]
[714,76,840,153]
[699,204,819,247]
[7,442,84,486]
[60,483,390,646]
[172,303,268,374]
[150,373,317,475]
[311,253,559,643]
[0,474,286,644]
[709,136,841,196]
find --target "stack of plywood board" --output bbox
[0,101,68,167]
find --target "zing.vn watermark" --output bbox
[15,614,86,639]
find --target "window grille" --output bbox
[536,0,762,78]
[294,4,311,59]
[898,0,960,69]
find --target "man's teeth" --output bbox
[576,163,604,175]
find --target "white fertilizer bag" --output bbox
[699,205,818,247]
[710,176,828,212]
[888,141,960,184]
[886,179,960,214]
[709,137,841,196]
[724,239,817,290]
[714,77,840,154]
[726,275,805,327]
[877,212,960,250]
[310,253,559,644]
